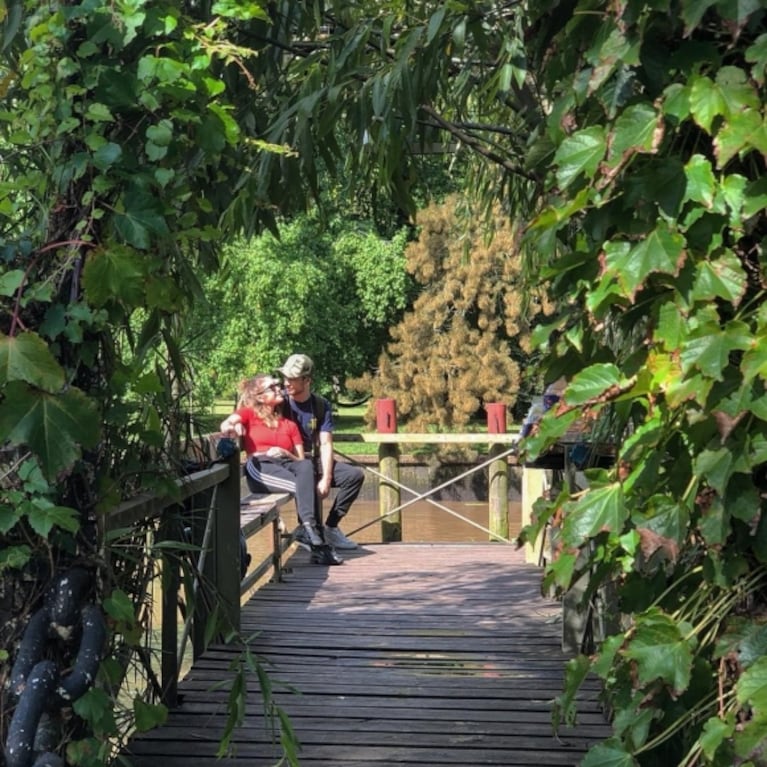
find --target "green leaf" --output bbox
[146,140,168,161]
[0,331,65,391]
[523,408,585,457]
[196,111,227,153]
[73,688,116,734]
[137,55,187,85]
[84,102,114,122]
[689,74,727,133]
[716,65,761,114]
[632,496,690,550]
[146,119,173,146]
[736,624,767,669]
[609,103,659,160]
[663,82,691,121]
[92,142,122,171]
[580,740,638,767]
[562,483,626,544]
[0,268,24,296]
[624,608,693,694]
[698,714,735,760]
[700,496,729,548]
[720,173,748,224]
[548,549,578,588]
[691,252,747,305]
[26,501,81,537]
[714,108,767,167]
[554,654,593,728]
[694,447,734,494]
[740,336,767,384]
[603,224,685,298]
[566,363,623,405]
[0,381,100,480]
[0,544,31,572]
[82,245,150,307]
[680,0,717,34]
[211,0,267,20]
[736,655,767,723]
[681,321,751,380]
[733,716,767,761]
[554,127,606,189]
[745,32,767,85]
[113,190,169,250]
[0,504,20,534]
[684,154,716,208]
[103,589,136,624]
[426,6,446,45]
[133,698,168,731]
[654,302,686,350]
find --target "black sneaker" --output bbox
[310,544,344,566]
[295,523,323,550]
[294,526,312,551]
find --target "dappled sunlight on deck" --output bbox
[125,542,610,766]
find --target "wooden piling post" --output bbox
[486,403,509,541]
[521,467,546,564]
[376,399,401,542]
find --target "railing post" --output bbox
[521,467,546,563]
[486,403,509,541]
[210,450,242,634]
[160,507,180,708]
[376,399,401,542]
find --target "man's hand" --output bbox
[317,475,331,498]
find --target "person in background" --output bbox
[219,373,342,566]
[278,354,365,551]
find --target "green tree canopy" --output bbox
[187,214,412,405]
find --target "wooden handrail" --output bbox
[103,453,288,708]
[105,462,230,530]
[333,432,520,444]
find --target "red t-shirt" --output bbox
[235,407,303,456]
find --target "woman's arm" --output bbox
[220,412,244,437]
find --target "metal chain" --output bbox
[4,568,106,767]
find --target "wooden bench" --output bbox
[239,492,293,593]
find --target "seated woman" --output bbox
[220,374,342,566]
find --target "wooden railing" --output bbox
[99,415,598,707]
[334,432,520,542]
[103,451,289,707]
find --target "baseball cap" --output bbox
[278,353,314,378]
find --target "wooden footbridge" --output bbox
[103,426,615,767]
[124,540,610,766]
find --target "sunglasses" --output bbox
[257,383,282,395]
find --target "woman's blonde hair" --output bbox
[237,374,281,428]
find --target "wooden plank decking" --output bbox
[125,543,611,766]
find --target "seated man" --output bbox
[278,353,365,550]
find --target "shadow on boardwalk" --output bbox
[126,543,611,766]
